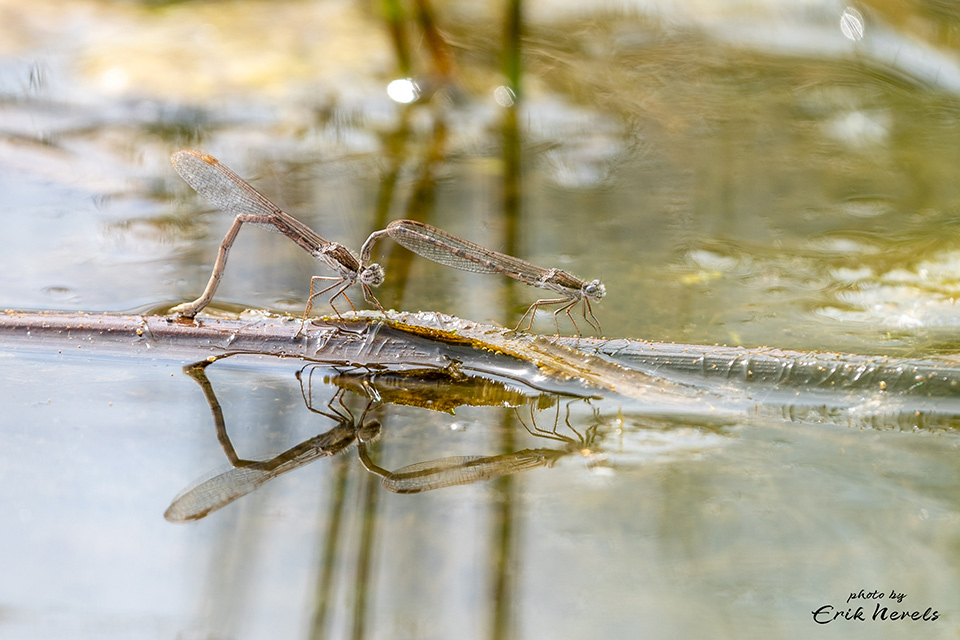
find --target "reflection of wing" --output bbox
[165,426,357,522]
[377,449,559,494]
[165,466,270,522]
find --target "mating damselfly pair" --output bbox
[169,150,606,335]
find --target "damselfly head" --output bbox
[360,263,385,287]
[583,279,605,300]
[358,420,382,443]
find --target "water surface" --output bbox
[1,1,959,638]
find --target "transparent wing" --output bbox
[380,451,549,493]
[164,466,268,522]
[387,219,550,279]
[164,426,356,522]
[171,149,285,219]
[171,150,343,258]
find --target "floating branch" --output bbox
[4,309,960,426]
[0,309,692,404]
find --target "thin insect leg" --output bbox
[171,217,243,318]
[549,401,577,446]
[579,398,603,446]
[582,396,601,423]
[310,368,348,422]
[357,377,382,403]
[582,298,602,336]
[361,283,386,313]
[296,364,313,408]
[183,359,242,465]
[357,396,374,420]
[585,403,601,445]
[356,399,382,443]
[563,399,584,444]
[584,397,605,442]
[515,296,571,333]
[514,406,535,437]
[517,402,570,444]
[326,279,357,315]
[341,291,357,313]
[555,298,583,337]
[515,303,538,333]
[299,371,345,421]
[334,386,350,413]
[306,276,357,317]
[532,401,557,437]
[307,365,323,405]
[549,401,562,438]
[172,213,276,318]
[299,276,347,337]
[331,387,357,425]
[304,276,342,316]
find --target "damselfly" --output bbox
[169,149,384,321]
[361,219,605,335]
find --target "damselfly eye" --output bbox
[584,279,605,299]
[361,264,385,287]
[359,420,382,443]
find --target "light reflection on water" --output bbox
[3,0,960,637]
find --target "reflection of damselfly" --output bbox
[169,150,385,323]
[361,219,606,336]
[358,446,565,494]
[166,358,608,521]
[164,362,379,522]
[358,397,604,494]
[514,397,601,453]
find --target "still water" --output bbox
[2,0,960,638]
